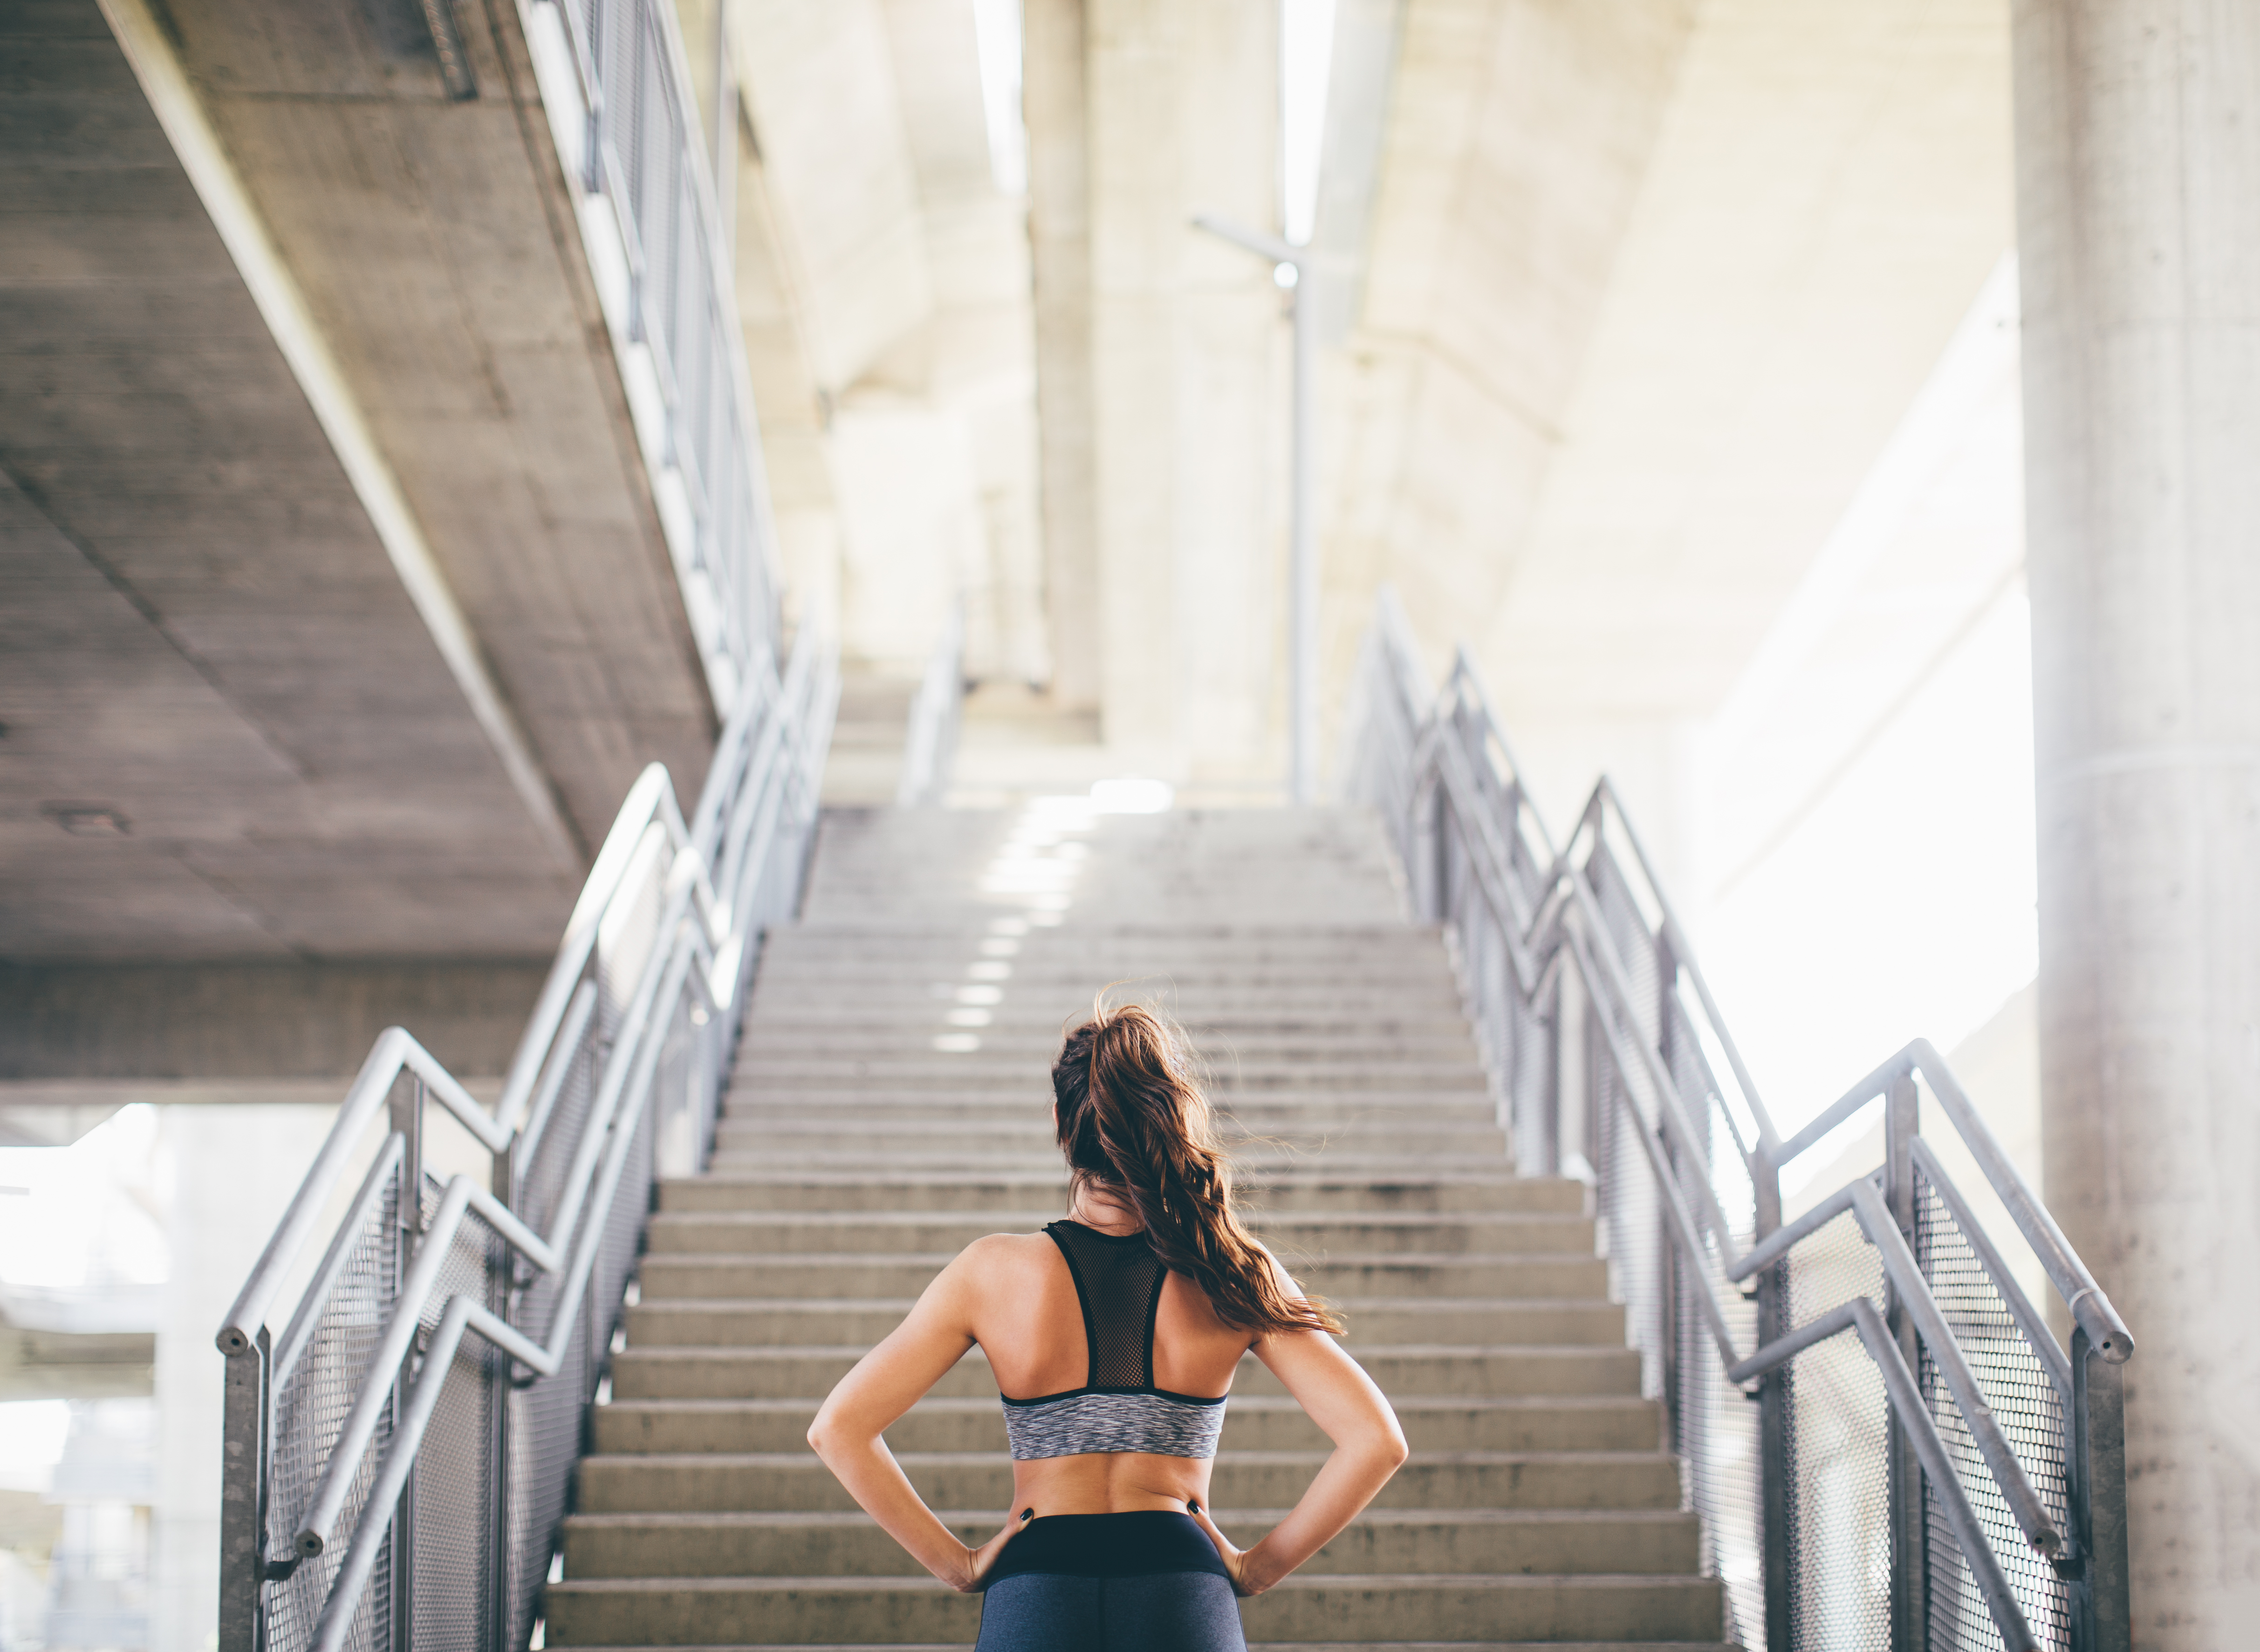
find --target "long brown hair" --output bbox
[1052,1001,1343,1338]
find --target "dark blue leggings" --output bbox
[975,1570,1246,1652]
[974,1511,1246,1652]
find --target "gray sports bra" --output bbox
[998,1221,1229,1461]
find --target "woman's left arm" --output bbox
[807,1237,1020,1591]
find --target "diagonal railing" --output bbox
[519,0,780,716]
[897,600,967,808]
[215,631,837,1652]
[1342,587,2131,1652]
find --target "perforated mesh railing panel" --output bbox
[505,1023,604,1652]
[263,1154,403,1652]
[1664,997,1764,1649]
[1784,1209,1892,1652]
[1583,840,1767,1651]
[410,1178,504,1650]
[1915,1166,2073,1652]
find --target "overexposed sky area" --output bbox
[1699,591,2037,1141]
[0,1104,169,1290]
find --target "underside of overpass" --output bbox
[4,0,742,1081]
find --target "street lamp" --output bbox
[1193,213,1317,806]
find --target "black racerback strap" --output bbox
[1044,1220,1170,1389]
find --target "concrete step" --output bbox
[706,1123,1510,1157]
[589,1396,1662,1456]
[635,1210,1596,1256]
[574,1451,1686,1515]
[739,1010,1480,1038]
[719,1103,1500,1130]
[745,962,1463,988]
[655,1173,1585,1216]
[697,1151,1518,1175]
[608,1345,1646,1403]
[623,1296,1624,1348]
[723,1085,1500,1112]
[541,1571,1723,1644]
[541,1642,1734,1651]
[559,1507,1702,1578]
[763,929,1452,955]
[743,994,1469,1019]
[620,1253,1609,1302]
[735,1031,1483,1060]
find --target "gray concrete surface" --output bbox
[0,0,719,963]
[2014,3,2260,1645]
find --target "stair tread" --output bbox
[579,1449,1680,1468]
[595,1394,1656,1413]
[562,1507,1699,1527]
[547,1571,1717,1591]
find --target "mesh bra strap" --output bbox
[1044,1221,1169,1389]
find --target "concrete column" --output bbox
[2013,5,2260,1645]
[1083,0,1278,774]
[1023,0,1102,715]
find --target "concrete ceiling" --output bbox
[1297,0,2017,857]
[1479,0,2015,725]
[0,0,731,963]
[0,3,571,960]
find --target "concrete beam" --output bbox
[0,4,586,961]
[1024,0,1102,712]
[146,0,724,844]
[0,959,547,1081]
[0,1325,152,1403]
[99,0,581,867]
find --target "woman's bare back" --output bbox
[963,1228,1256,1516]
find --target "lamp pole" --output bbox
[1193,213,1316,806]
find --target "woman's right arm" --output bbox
[807,1237,1023,1590]
[1187,1267,1408,1593]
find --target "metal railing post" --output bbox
[487,1131,514,1652]
[2070,1326,2130,1652]
[1754,1151,1792,1652]
[1884,1070,1925,1652]
[391,1077,423,1652]
[217,1329,269,1652]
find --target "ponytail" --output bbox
[1051,1002,1344,1338]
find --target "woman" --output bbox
[808,1002,1409,1649]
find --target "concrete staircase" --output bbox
[543,807,1734,1649]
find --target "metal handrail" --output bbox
[1344,587,2132,1652]
[216,627,836,1651]
[519,0,781,715]
[897,601,966,806]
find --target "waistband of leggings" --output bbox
[978,1510,1231,1588]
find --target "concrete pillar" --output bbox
[1023,0,1103,715]
[1083,0,1278,775]
[2013,5,2260,1645]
